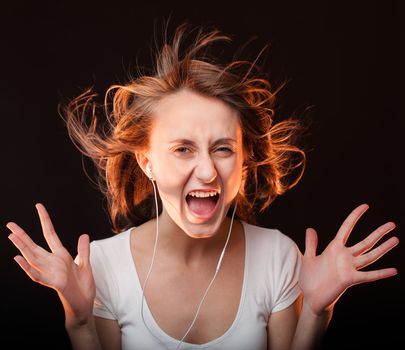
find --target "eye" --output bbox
[216,147,234,153]
[175,146,192,154]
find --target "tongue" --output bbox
[187,196,217,215]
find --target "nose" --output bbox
[195,153,217,183]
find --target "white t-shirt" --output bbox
[90,220,302,349]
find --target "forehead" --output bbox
[150,89,242,141]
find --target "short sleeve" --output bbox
[89,241,118,320]
[271,234,302,313]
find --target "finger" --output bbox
[349,221,396,256]
[8,233,48,269]
[336,203,369,245]
[353,267,398,284]
[13,255,42,283]
[6,222,48,258]
[304,228,318,257]
[76,234,90,267]
[35,203,63,252]
[355,236,399,270]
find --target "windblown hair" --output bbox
[60,23,306,233]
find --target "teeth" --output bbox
[188,191,218,198]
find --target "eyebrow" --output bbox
[168,138,237,145]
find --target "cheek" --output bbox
[219,156,243,196]
[153,158,191,196]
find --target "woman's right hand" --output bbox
[6,203,95,327]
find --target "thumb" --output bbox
[77,234,91,267]
[304,228,318,257]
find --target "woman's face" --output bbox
[144,89,244,238]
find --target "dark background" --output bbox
[1,0,403,349]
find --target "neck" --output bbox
[149,208,235,266]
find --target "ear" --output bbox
[134,150,151,177]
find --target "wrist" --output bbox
[302,298,334,321]
[57,291,94,329]
[292,300,333,350]
[65,315,102,350]
[65,313,95,330]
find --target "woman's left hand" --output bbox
[299,203,399,316]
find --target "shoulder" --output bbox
[241,220,299,252]
[90,227,133,263]
[89,227,135,287]
[240,220,302,273]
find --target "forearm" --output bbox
[290,300,333,350]
[65,316,102,350]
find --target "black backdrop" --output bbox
[1,1,403,349]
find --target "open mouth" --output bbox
[185,192,220,217]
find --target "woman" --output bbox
[6,23,399,350]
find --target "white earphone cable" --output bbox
[140,179,163,346]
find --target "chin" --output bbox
[182,206,230,239]
[181,216,219,236]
